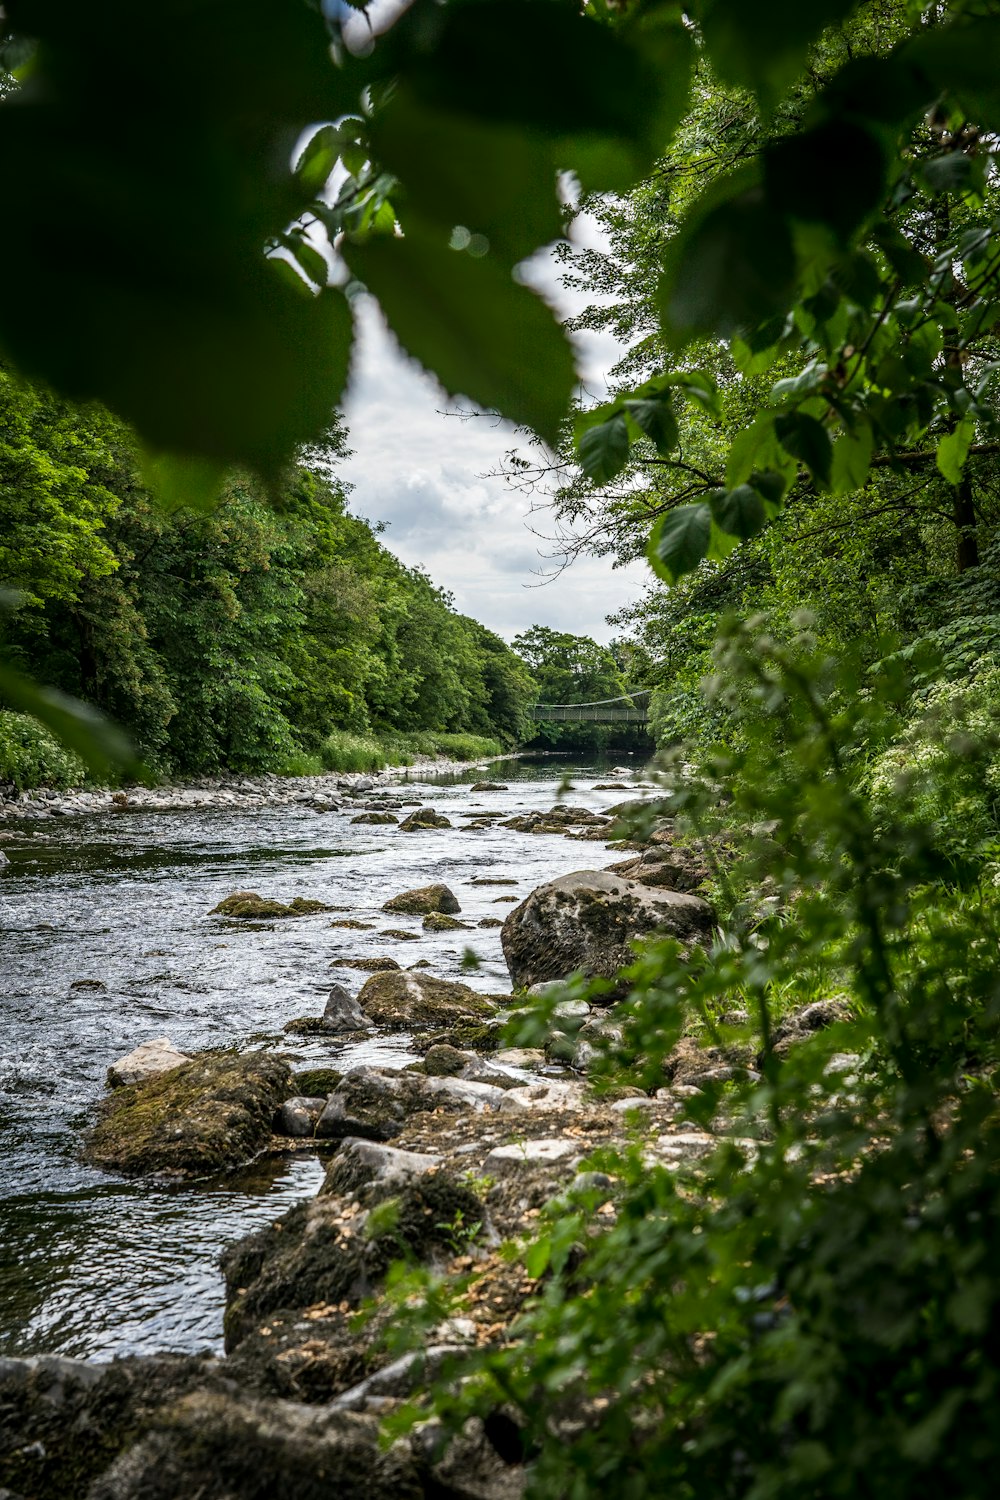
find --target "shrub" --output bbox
[0,710,90,789]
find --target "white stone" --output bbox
[107,1037,190,1088]
[502,1079,584,1111]
[483,1139,582,1176]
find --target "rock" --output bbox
[469,877,518,886]
[423,1043,469,1076]
[292,1067,342,1096]
[86,1392,422,1500]
[502,806,609,833]
[350,812,398,825]
[493,1048,545,1070]
[501,870,713,992]
[329,918,375,930]
[357,971,495,1029]
[210,892,333,919]
[84,1050,293,1178]
[273,1097,326,1137]
[0,1353,218,1500]
[663,1036,752,1087]
[382,883,460,915]
[378,928,421,940]
[483,1139,582,1177]
[470,782,507,791]
[333,956,401,973]
[315,1066,514,1144]
[323,984,368,1030]
[422,912,471,932]
[315,1087,401,1143]
[324,1137,441,1194]
[70,977,108,992]
[0,850,9,870]
[398,806,452,831]
[502,1079,584,1111]
[478,918,504,928]
[107,1038,190,1089]
[222,1166,484,1351]
[605,844,709,893]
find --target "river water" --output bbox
[0,757,646,1361]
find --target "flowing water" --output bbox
[0,757,647,1361]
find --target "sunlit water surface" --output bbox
[0,757,647,1359]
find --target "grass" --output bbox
[311,729,504,775]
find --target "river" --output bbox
[0,757,645,1361]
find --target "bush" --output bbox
[0,710,90,789]
[319,730,387,773]
[318,729,503,775]
[382,619,1000,1498]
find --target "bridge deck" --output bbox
[530,701,650,725]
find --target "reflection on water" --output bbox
[0,755,648,1358]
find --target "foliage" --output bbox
[512,623,644,753]
[0,710,88,790]
[0,375,534,782]
[384,620,1000,1497]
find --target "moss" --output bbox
[210,892,333,919]
[84,1050,292,1178]
[378,927,421,940]
[329,918,375,930]
[334,956,400,972]
[398,806,452,831]
[357,971,495,1028]
[413,1020,505,1053]
[422,912,471,932]
[350,812,398,825]
[0,1355,216,1500]
[293,1067,342,1095]
[382,883,461,915]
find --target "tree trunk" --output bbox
[953,473,979,572]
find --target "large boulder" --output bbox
[84,1051,293,1178]
[501,870,713,992]
[86,1393,422,1500]
[221,1161,484,1351]
[356,970,495,1029]
[0,1353,216,1500]
[382,883,460,915]
[106,1038,190,1088]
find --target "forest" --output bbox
[3,1,1000,1498]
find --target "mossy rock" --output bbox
[470,781,508,791]
[84,1050,293,1178]
[378,927,421,941]
[0,1354,219,1500]
[210,892,333,920]
[422,912,472,932]
[350,812,398,825]
[293,1067,343,1096]
[356,971,495,1029]
[478,917,504,928]
[412,1019,506,1054]
[329,918,375,930]
[398,806,452,831]
[221,1172,483,1351]
[382,883,460,915]
[87,1392,421,1500]
[333,956,401,973]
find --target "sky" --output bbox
[336,223,653,647]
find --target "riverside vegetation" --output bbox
[5,0,1000,1497]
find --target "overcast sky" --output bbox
[337,228,652,646]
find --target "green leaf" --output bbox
[694,0,858,107]
[648,504,712,584]
[377,0,692,193]
[774,412,833,488]
[295,124,341,197]
[710,484,768,541]
[0,660,140,779]
[936,419,975,485]
[343,229,575,447]
[524,1236,552,1280]
[749,468,789,509]
[624,396,678,456]
[920,151,983,197]
[908,19,1000,132]
[373,91,562,266]
[578,414,630,484]
[830,421,874,494]
[668,369,724,421]
[764,121,888,240]
[659,177,797,344]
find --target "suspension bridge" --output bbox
[529,689,652,725]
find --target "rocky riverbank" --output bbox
[2,777,804,1499]
[0,755,519,825]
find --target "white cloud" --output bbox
[339,229,648,646]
